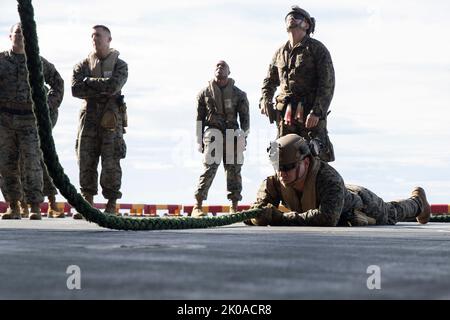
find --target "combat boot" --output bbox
[29,203,42,220]
[73,194,93,220]
[83,193,94,206]
[229,200,239,214]
[20,200,29,218]
[191,196,206,218]
[47,195,65,218]
[104,199,117,215]
[2,201,21,220]
[411,187,430,224]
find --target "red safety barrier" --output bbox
[144,204,182,216]
[430,204,450,214]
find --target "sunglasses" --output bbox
[277,162,298,172]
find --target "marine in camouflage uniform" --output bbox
[0,23,64,220]
[192,61,250,217]
[248,134,431,227]
[72,25,128,217]
[260,6,335,162]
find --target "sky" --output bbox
[1,0,449,206]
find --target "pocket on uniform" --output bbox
[224,99,233,112]
[75,110,86,155]
[100,110,118,130]
[114,136,127,159]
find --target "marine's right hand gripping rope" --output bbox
[16,0,449,229]
[17,0,262,230]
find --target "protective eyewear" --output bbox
[277,162,298,172]
[286,13,305,21]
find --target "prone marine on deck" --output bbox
[247,134,430,227]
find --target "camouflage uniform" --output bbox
[19,90,61,203]
[0,50,64,204]
[261,36,335,161]
[72,49,128,200]
[252,158,423,226]
[195,79,249,202]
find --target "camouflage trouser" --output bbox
[18,156,57,200]
[0,108,59,202]
[76,109,126,200]
[195,128,243,202]
[278,118,335,162]
[345,184,421,225]
[0,113,44,203]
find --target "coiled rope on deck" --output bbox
[17,0,449,227]
[17,0,261,230]
[430,215,450,223]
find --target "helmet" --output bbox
[285,6,316,34]
[268,134,311,171]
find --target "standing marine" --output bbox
[72,25,128,218]
[260,6,335,162]
[0,23,64,220]
[192,61,249,217]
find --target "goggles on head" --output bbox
[286,12,305,21]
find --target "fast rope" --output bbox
[17,0,449,227]
[429,215,450,223]
[17,0,261,230]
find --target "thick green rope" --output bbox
[17,0,261,230]
[430,215,450,223]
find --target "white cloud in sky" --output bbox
[0,0,449,206]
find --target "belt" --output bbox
[0,101,33,115]
[0,106,33,115]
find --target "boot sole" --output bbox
[415,188,431,224]
[1,216,21,220]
